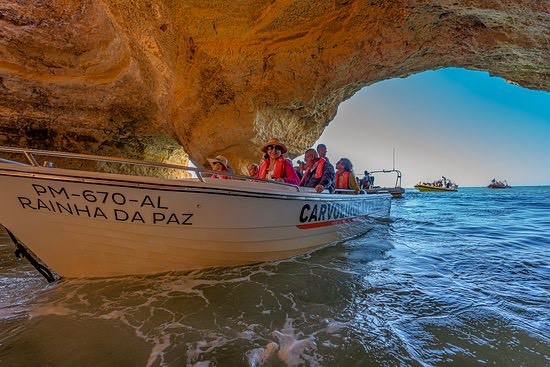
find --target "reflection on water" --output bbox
[1,187,549,366]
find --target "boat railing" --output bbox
[0,145,302,191]
[366,169,402,188]
[0,157,28,166]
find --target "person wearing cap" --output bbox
[257,138,300,185]
[300,148,335,193]
[207,155,230,179]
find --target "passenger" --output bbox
[247,163,259,178]
[316,143,329,162]
[361,170,373,189]
[207,155,230,179]
[335,158,360,192]
[300,148,335,193]
[294,160,305,179]
[258,138,300,185]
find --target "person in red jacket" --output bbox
[258,138,300,185]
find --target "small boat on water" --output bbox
[0,146,391,279]
[414,184,458,192]
[415,176,458,192]
[363,169,405,198]
[488,179,511,189]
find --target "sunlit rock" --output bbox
[1,1,548,173]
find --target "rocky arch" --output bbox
[0,1,548,174]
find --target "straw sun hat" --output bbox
[207,155,228,169]
[261,138,288,154]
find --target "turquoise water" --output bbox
[0,186,548,366]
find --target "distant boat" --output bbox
[414,184,458,192]
[415,176,458,192]
[364,169,405,198]
[488,179,511,189]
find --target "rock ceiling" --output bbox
[0,1,548,173]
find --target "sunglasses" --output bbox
[267,145,282,151]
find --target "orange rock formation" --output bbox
[0,1,548,173]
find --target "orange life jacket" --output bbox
[299,158,326,185]
[259,157,286,179]
[335,171,351,189]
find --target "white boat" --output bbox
[0,146,392,279]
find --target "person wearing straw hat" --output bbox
[207,155,230,179]
[257,138,300,185]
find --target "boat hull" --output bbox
[0,166,391,278]
[366,187,405,198]
[414,184,457,192]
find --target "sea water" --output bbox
[0,186,548,366]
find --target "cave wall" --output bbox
[0,0,548,173]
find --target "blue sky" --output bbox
[313,68,550,188]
